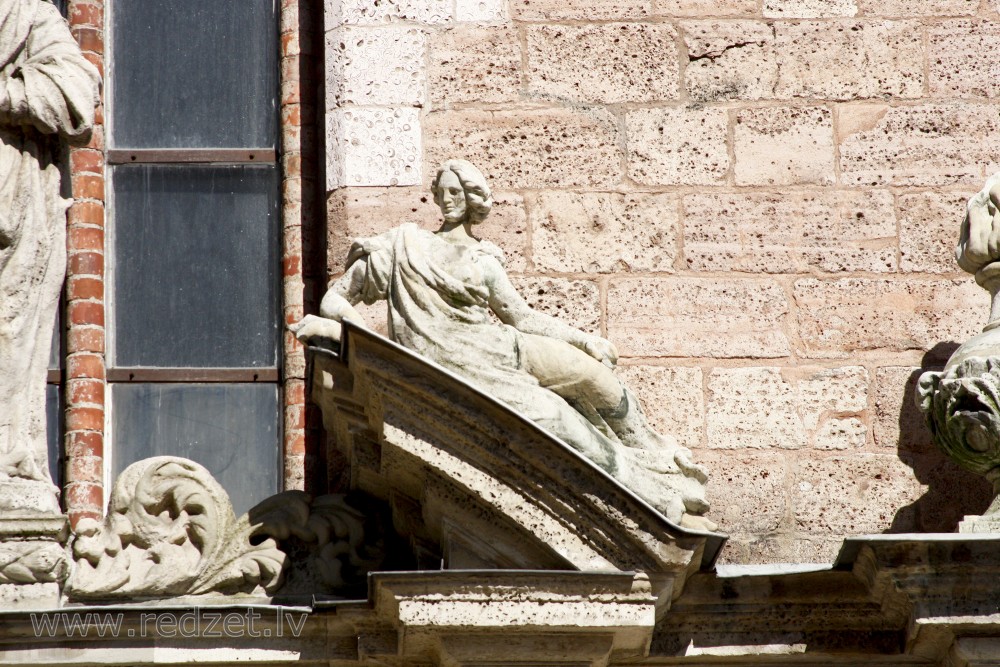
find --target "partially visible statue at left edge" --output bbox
[0,0,100,491]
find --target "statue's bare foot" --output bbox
[680,513,718,532]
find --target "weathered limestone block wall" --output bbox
[324,0,999,562]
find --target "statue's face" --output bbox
[436,170,467,224]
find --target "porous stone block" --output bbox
[456,0,509,21]
[706,367,805,449]
[815,418,866,450]
[929,21,1000,98]
[719,537,842,565]
[706,366,868,450]
[428,26,520,108]
[909,453,993,532]
[683,21,776,102]
[326,108,421,188]
[763,0,857,17]
[529,191,678,273]
[794,278,986,357]
[653,0,757,16]
[626,107,729,186]
[608,279,790,359]
[734,107,835,186]
[353,301,390,336]
[873,366,936,453]
[509,276,601,334]
[696,450,788,534]
[839,104,1000,187]
[327,187,439,267]
[792,454,924,533]
[685,20,922,102]
[510,0,651,20]
[327,188,527,273]
[616,365,703,449]
[326,27,426,107]
[899,191,967,274]
[424,109,622,189]
[773,21,923,100]
[797,366,869,432]
[856,0,977,15]
[526,24,678,104]
[682,190,896,273]
[329,0,452,25]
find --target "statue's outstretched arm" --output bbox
[319,261,368,326]
[485,257,618,367]
[290,262,369,346]
[0,2,101,141]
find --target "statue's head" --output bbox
[432,160,493,225]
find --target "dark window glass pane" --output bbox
[45,385,61,485]
[112,383,279,516]
[110,0,277,149]
[111,164,279,368]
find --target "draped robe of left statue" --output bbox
[0,0,100,512]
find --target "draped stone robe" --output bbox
[0,0,99,491]
[346,224,709,523]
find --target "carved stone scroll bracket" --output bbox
[66,456,385,601]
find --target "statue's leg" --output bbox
[520,333,712,522]
[518,333,622,412]
[519,334,671,449]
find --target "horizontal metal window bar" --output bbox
[107,368,279,383]
[107,149,276,164]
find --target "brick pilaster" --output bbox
[64,0,105,527]
[281,0,325,493]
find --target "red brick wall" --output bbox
[280,0,325,494]
[64,0,106,526]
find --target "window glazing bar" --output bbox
[107,149,276,164]
[107,368,279,383]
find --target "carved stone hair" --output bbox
[432,159,494,224]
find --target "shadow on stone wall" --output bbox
[887,343,991,533]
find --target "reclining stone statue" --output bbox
[293,159,713,529]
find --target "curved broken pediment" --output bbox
[308,322,725,594]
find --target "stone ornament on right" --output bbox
[919,173,1000,533]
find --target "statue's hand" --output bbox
[288,314,343,346]
[582,336,618,368]
[319,292,369,328]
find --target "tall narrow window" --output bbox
[107,0,280,514]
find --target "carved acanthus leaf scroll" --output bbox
[66,456,384,599]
